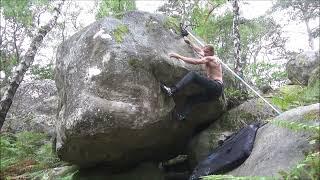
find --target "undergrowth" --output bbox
[0,131,63,179]
[270,116,320,180]
[278,152,320,180]
[271,80,319,111]
[1,81,318,180]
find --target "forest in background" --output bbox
[1,0,319,95]
[0,0,319,179]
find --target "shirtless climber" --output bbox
[160,37,224,121]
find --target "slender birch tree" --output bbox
[232,0,247,95]
[0,0,65,130]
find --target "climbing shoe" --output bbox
[176,113,186,121]
[160,84,174,97]
[171,109,186,121]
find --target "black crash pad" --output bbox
[189,122,262,180]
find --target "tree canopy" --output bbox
[96,0,136,19]
[271,0,319,49]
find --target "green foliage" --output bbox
[0,0,49,26]
[279,152,320,180]
[224,88,243,99]
[112,24,129,43]
[0,0,52,85]
[191,4,232,46]
[303,110,320,121]
[163,16,180,33]
[308,67,319,87]
[224,87,248,105]
[302,80,320,103]
[128,58,144,70]
[0,0,32,26]
[270,107,320,145]
[30,63,54,80]
[244,62,287,88]
[271,85,304,111]
[239,112,254,120]
[191,7,285,66]
[270,116,320,180]
[0,55,18,80]
[158,0,199,19]
[271,80,320,111]
[96,0,136,20]
[271,120,319,133]
[160,0,228,48]
[160,0,287,70]
[0,132,61,179]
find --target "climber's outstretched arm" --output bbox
[184,37,204,57]
[169,53,208,65]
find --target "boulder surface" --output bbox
[228,103,319,177]
[286,51,319,85]
[54,11,225,168]
[2,79,58,136]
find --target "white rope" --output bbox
[186,30,282,115]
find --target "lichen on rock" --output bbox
[112,24,129,43]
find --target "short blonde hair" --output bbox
[204,44,215,55]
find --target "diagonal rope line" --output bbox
[186,29,282,115]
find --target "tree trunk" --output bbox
[13,23,21,62]
[0,1,65,130]
[304,18,314,50]
[300,1,314,50]
[232,0,247,95]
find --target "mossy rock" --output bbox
[224,87,247,109]
[55,10,225,169]
[128,59,144,69]
[286,51,319,85]
[145,16,180,35]
[112,24,129,43]
[163,16,180,33]
[239,112,255,120]
[303,109,320,121]
[218,98,277,130]
[308,66,320,87]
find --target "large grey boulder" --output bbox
[286,51,319,85]
[308,66,319,87]
[228,103,319,177]
[54,11,225,168]
[187,98,277,168]
[2,79,58,136]
[217,98,277,129]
